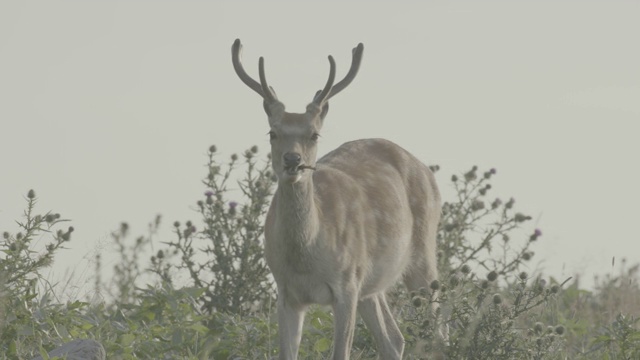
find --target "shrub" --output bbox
[438,166,538,276]
[0,191,90,358]
[153,145,276,315]
[389,166,570,359]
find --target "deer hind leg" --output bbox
[404,225,449,345]
[358,293,404,359]
[403,253,438,298]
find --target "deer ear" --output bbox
[320,102,329,120]
[265,101,286,126]
[312,89,330,120]
[263,100,272,116]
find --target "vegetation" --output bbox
[1,146,638,359]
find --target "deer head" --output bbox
[231,39,364,184]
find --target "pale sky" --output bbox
[1,1,639,296]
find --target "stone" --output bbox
[32,339,105,360]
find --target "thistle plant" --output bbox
[0,190,70,296]
[109,216,160,305]
[438,166,540,278]
[588,313,640,359]
[386,166,571,359]
[0,190,87,358]
[157,145,276,315]
[395,263,569,359]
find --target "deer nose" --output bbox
[283,152,301,168]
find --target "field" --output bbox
[2,146,639,359]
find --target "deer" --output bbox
[231,39,442,360]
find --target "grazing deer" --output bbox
[231,39,441,360]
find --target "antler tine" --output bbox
[325,43,364,102]
[313,55,336,106]
[231,39,265,97]
[259,57,278,103]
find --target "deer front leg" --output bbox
[277,294,306,360]
[330,284,359,360]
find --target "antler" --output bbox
[313,43,364,105]
[232,39,278,103]
[232,39,363,108]
[312,56,336,105]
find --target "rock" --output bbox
[32,339,105,360]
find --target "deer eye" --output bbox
[311,133,320,141]
[268,131,277,140]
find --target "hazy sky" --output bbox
[1,1,639,296]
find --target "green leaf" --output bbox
[189,323,209,334]
[67,300,89,310]
[184,287,207,298]
[57,324,70,337]
[311,316,324,330]
[139,310,156,321]
[313,337,331,353]
[8,342,17,356]
[120,333,136,346]
[38,346,50,360]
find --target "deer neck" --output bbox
[274,177,320,252]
